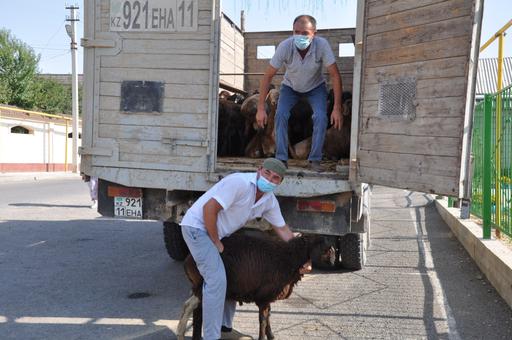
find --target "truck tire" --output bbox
[163,221,190,261]
[339,233,365,270]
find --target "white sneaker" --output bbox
[90,200,98,209]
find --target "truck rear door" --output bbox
[351,0,483,198]
[81,0,219,182]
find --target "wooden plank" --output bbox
[362,97,465,118]
[357,166,458,196]
[118,31,211,40]
[100,67,209,84]
[362,77,467,101]
[122,39,209,54]
[99,109,208,128]
[359,133,460,156]
[365,36,470,68]
[98,124,206,141]
[364,56,467,84]
[99,96,209,114]
[119,152,203,165]
[101,54,210,69]
[360,116,464,138]
[368,0,447,18]
[366,16,472,53]
[94,157,206,173]
[367,0,472,36]
[358,150,459,177]
[99,82,209,99]
[118,140,205,157]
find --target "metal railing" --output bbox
[471,84,512,238]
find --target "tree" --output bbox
[30,77,73,115]
[0,29,40,107]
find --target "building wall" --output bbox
[0,109,81,172]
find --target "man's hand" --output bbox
[256,108,268,129]
[300,259,312,274]
[330,106,343,130]
[215,240,224,253]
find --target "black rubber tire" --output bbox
[339,233,364,270]
[163,221,190,261]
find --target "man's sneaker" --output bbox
[220,327,253,340]
[279,159,288,169]
[308,160,325,173]
[90,200,98,209]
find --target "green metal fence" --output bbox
[471,84,512,238]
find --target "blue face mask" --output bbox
[294,35,311,50]
[257,176,278,193]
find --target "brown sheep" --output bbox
[177,232,326,340]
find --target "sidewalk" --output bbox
[435,197,512,309]
[0,171,81,183]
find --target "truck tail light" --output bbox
[107,186,142,198]
[296,200,336,213]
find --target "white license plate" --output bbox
[114,196,143,219]
[109,0,198,32]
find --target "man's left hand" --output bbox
[300,259,312,274]
[330,106,343,130]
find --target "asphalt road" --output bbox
[0,175,511,339]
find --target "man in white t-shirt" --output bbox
[256,15,343,172]
[180,158,292,340]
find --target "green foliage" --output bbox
[0,28,40,107]
[30,77,73,115]
[0,29,81,115]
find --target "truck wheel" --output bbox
[163,221,190,261]
[339,233,366,270]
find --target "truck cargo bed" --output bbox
[216,157,349,180]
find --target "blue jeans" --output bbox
[181,225,236,340]
[275,83,328,162]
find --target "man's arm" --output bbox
[273,224,312,273]
[256,65,278,129]
[203,198,224,253]
[272,224,294,241]
[327,62,343,130]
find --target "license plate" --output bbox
[109,0,198,32]
[114,197,143,219]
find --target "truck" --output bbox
[80,0,483,270]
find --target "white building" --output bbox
[0,105,81,172]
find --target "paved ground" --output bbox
[0,175,511,339]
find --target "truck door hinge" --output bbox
[81,38,116,48]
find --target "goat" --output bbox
[177,232,325,340]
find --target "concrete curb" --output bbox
[435,198,512,309]
[0,172,81,183]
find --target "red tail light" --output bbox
[296,200,336,213]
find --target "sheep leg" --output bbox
[192,301,203,340]
[258,303,273,340]
[265,305,275,340]
[177,295,200,340]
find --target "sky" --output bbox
[0,0,509,75]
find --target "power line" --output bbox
[41,51,71,61]
[32,46,69,51]
[41,19,66,50]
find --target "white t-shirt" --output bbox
[180,172,286,239]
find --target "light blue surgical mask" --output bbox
[294,35,311,50]
[257,176,278,193]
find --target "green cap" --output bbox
[262,158,286,178]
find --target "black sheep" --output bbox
[176,232,325,340]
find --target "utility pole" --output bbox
[66,5,79,173]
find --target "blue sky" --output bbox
[0,0,509,74]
